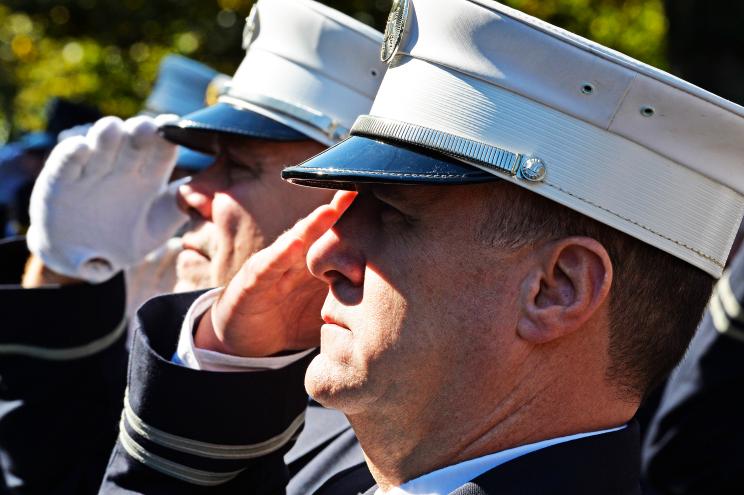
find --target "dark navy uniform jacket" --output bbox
[0,238,128,494]
[0,238,369,495]
[100,289,642,494]
[643,248,744,494]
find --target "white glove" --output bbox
[57,123,93,143]
[27,115,190,283]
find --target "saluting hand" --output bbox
[26,115,188,283]
[194,190,356,357]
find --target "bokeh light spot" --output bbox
[175,32,199,53]
[103,45,122,65]
[217,9,237,28]
[50,6,70,25]
[9,14,33,35]
[11,34,33,58]
[129,42,150,62]
[62,41,84,64]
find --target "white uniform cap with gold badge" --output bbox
[283,0,744,277]
[160,0,386,153]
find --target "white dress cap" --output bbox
[219,0,387,146]
[348,0,744,277]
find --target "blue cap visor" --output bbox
[176,147,215,171]
[0,144,31,204]
[281,135,499,189]
[0,143,23,166]
[18,132,56,152]
[160,102,308,155]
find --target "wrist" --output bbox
[21,255,85,288]
[193,303,291,358]
[193,306,233,354]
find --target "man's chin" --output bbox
[304,354,369,414]
[174,252,214,292]
[174,279,202,293]
[173,269,212,293]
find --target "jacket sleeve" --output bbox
[0,238,128,494]
[642,249,744,494]
[99,290,314,495]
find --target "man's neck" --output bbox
[345,381,635,492]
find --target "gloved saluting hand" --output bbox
[27,115,189,283]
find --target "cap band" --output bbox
[221,92,349,141]
[352,115,525,177]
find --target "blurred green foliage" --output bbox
[0,0,668,144]
[664,0,744,105]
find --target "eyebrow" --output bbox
[363,185,405,202]
[217,138,265,170]
[368,184,437,208]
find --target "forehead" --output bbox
[217,135,325,161]
[361,182,501,210]
[217,135,286,154]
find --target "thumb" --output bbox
[143,177,191,250]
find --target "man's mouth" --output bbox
[180,239,211,261]
[321,311,350,330]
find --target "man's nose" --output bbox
[176,171,216,221]
[307,206,365,290]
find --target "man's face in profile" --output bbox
[174,136,330,291]
[304,183,534,416]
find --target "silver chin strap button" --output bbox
[519,158,547,183]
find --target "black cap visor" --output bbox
[160,102,308,155]
[282,135,500,189]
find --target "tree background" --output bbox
[0,0,740,145]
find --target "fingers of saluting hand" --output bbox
[116,116,178,180]
[43,135,92,181]
[83,116,126,178]
[237,190,357,292]
[330,189,357,213]
[111,116,159,176]
[292,190,357,252]
[209,192,356,356]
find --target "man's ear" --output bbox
[517,237,613,344]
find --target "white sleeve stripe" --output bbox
[123,390,306,459]
[118,419,245,486]
[0,316,126,360]
[717,273,744,323]
[710,282,744,343]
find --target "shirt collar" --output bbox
[377,425,627,495]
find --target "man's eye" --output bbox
[226,158,260,180]
[367,189,418,225]
[379,201,414,225]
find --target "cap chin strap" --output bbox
[221,92,349,142]
[352,114,532,179]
